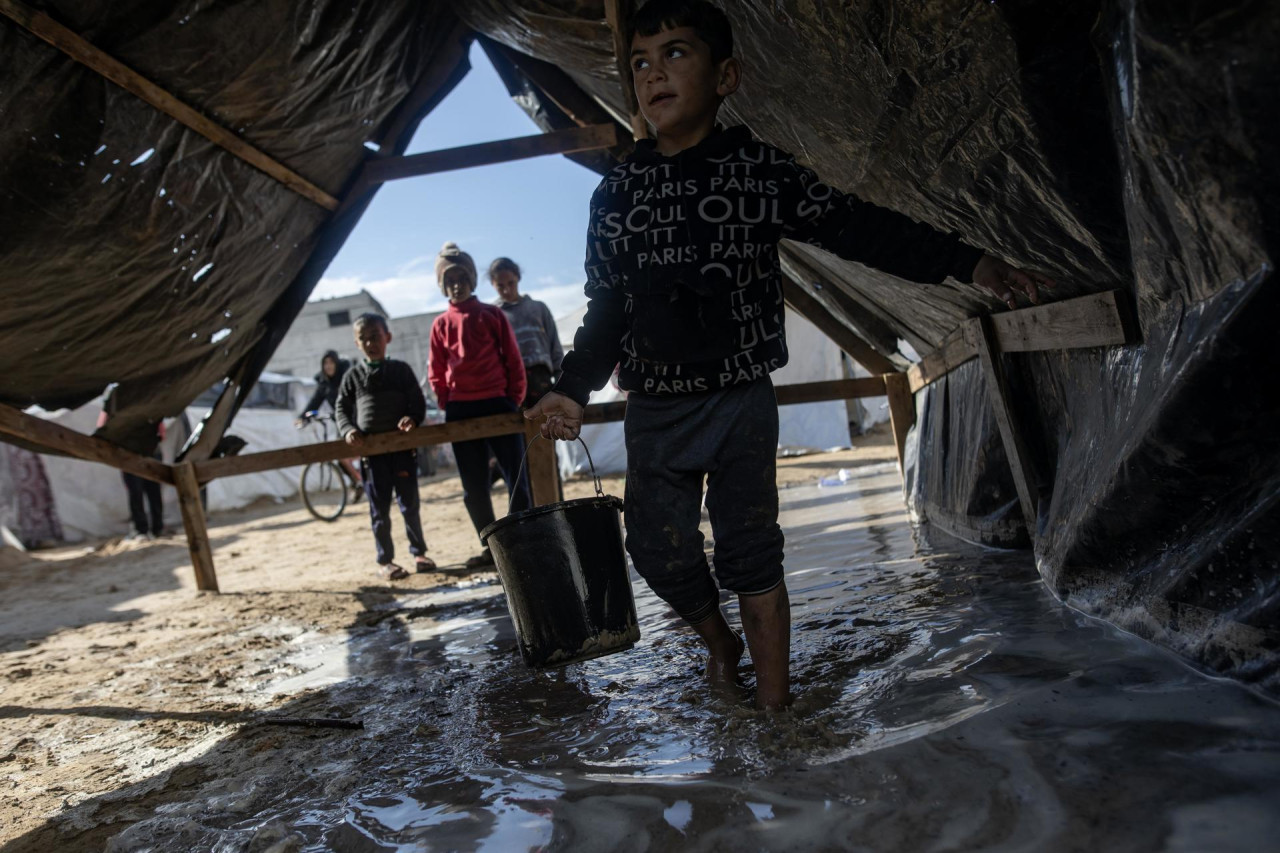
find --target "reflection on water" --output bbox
[112,462,1280,851]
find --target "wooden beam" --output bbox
[908,320,979,393]
[195,379,890,483]
[194,412,530,482]
[776,377,887,405]
[990,290,1136,353]
[907,290,1135,393]
[783,277,900,375]
[483,39,633,160]
[603,0,648,140]
[523,422,560,507]
[884,373,915,474]
[173,463,218,592]
[975,316,1040,532]
[0,0,339,211]
[363,124,619,184]
[0,403,173,484]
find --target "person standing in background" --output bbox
[489,258,564,409]
[97,388,164,541]
[429,243,530,569]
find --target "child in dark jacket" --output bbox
[336,313,434,581]
[428,242,531,568]
[528,0,1054,709]
[296,349,363,500]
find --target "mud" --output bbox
[2,426,1278,851]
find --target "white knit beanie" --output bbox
[435,241,477,294]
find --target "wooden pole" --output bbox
[173,463,219,592]
[523,422,560,507]
[0,403,173,484]
[363,124,619,184]
[0,0,339,211]
[974,316,1040,534]
[782,277,900,375]
[883,373,915,475]
[603,0,648,140]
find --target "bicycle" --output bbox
[296,412,360,522]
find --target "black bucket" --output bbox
[480,437,640,668]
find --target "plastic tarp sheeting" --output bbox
[0,0,462,453]
[458,1,1279,690]
[14,392,316,541]
[0,0,1274,690]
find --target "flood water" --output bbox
[109,461,1280,851]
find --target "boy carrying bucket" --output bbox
[526,0,1054,709]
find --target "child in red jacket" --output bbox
[428,242,531,568]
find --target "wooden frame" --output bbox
[0,404,172,484]
[603,0,648,140]
[782,277,900,375]
[2,379,888,593]
[0,0,339,210]
[361,124,620,184]
[907,291,1135,393]
[975,316,1040,528]
[891,289,1138,537]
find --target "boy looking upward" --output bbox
[336,313,435,581]
[527,0,1053,709]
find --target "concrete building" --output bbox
[267,291,441,402]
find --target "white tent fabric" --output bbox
[13,378,316,543]
[555,308,882,478]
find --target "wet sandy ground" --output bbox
[3,428,1280,851]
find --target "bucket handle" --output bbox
[510,434,604,514]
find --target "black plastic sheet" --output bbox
[0,0,456,452]
[1,0,1274,687]
[458,1,1278,688]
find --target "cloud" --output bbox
[312,272,447,318]
[312,272,586,321]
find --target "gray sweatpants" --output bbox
[623,376,785,623]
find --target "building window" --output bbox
[328,310,350,327]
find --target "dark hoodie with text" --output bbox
[554,125,984,404]
[298,349,351,418]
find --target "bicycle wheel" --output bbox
[300,461,349,522]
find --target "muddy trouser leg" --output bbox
[391,450,427,557]
[623,393,719,624]
[122,472,148,535]
[704,379,784,599]
[362,454,396,564]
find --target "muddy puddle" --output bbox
[100,462,1280,851]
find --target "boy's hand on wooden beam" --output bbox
[397,417,417,433]
[344,430,365,448]
[525,392,584,441]
[972,254,1056,310]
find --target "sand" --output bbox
[0,428,897,849]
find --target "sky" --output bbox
[311,43,604,321]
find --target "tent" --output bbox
[0,1,1275,691]
[4,374,316,543]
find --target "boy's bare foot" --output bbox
[706,631,745,686]
[689,609,744,692]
